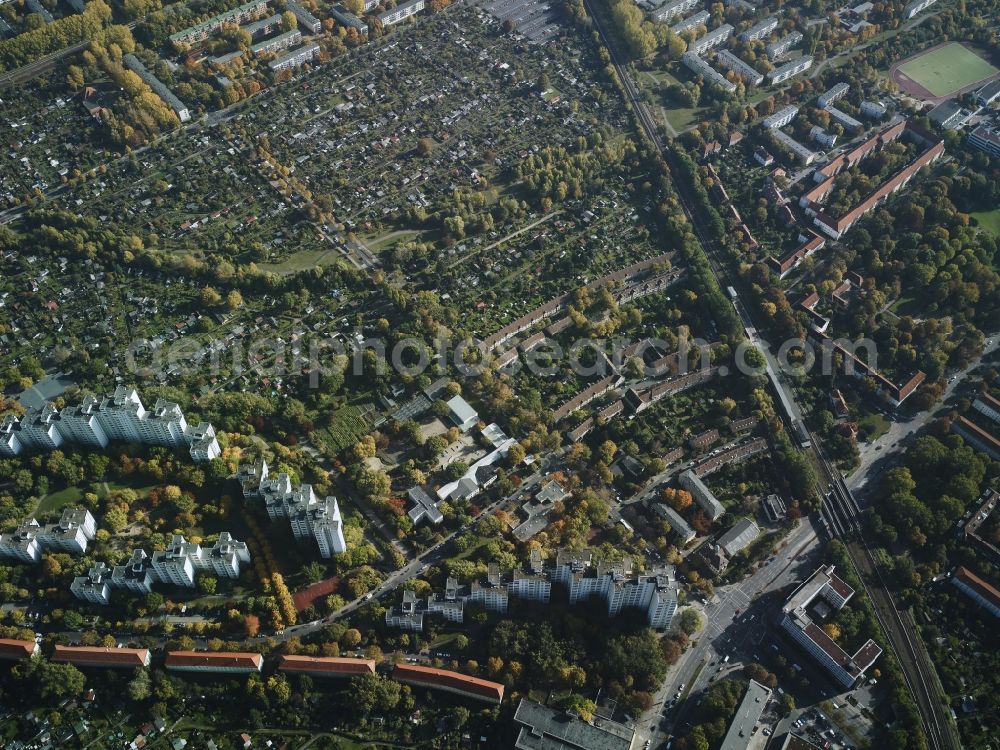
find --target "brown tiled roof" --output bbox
[954,566,1000,608]
[393,663,504,703]
[277,655,375,676]
[0,638,36,660]
[165,651,263,670]
[52,645,149,668]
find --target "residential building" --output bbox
[689,23,733,54]
[37,508,97,554]
[446,395,478,431]
[817,82,849,108]
[768,55,812,84]
[268,42,320,72]
[763,493,787,522]
[826,105,863,132]
[762,105,798,129]
[52,645,152,668]
[195,532,251,577]
[71,562,113,605]
[241,13,284,39]
[779,565,882,687]
[0,520,42,562]
[392,664,504,704]
[165,651,264,673]
[951,416,1000,460]
[151,535,200,587]
[772,129,818,164]
[720,680,772,750]
[765,30,802,60]
[407,485,444,525]
[277,655,376,677]
[285,0,321,33]
[967,124,1000,159]
[860,100,887,119]
[513,699,640,750]
[385,589,425,631]
[739,16,778,42]
[18,404,64,450]
[652,503,696,543]
[972,393,1000,424]
[0,415,22,456]
[671,10,709,34]
[0,639,39,661]
[950,566,1000,619]
[903,0,937,19]
[250,29,303,56]
[186,423,221,461]
[169,1,269,44]
[683,52,736,93]
[57,395,109,448]
[679,469,725,520]
[648,0,700,23]
[308,497,347,558]
[123,55,190,123]
[111,549,155,594]
[330,4,368,33]
[715,50,764,86]
[378,0,425,27]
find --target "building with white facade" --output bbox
[762,105,798,129]
[817,82,849,108]
[378,0,425,26]
[780,566,882,688]
[739,16,778,42]
[194,532,251,578]
[768,55,812,84]
[446,395,479,431]
[683,52,737,93]
[111,549,155,594]
[151,535,200,587]
[0,386,220,462]
[772,129,819,164]
[71,562,113,605]
[765,30,802,60]
[679,469,726,520]
[825,105,864,132]
[968,124,1000,159]
[0,520,42,563]
[268,42,320,72]
[238,460,348,558]
[689,23,733,54]
[860,100,887,119]
[810,125,838,148]
[652,502,697,543]
[37,508,96,555]
[672,10,709,34]
[648,0,700,23]
[903,0,936,19]
[715,50,764,86]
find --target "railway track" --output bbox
[580,2,958,748]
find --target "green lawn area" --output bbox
[34,485,86,515]
[857,412,891,443]
[971,208,1000,237]
[897,43,998,97]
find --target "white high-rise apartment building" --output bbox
[310,497,347,558]
[56,395,110,448]
[151,535,200,587]
[18,404,64,450]
[37,508,97,554]
[0,520,42,563]
[239,462,349,559]
[111,549,155,593]
[71,562,113,605]
[194,532,251,577]
[0,386,219,462]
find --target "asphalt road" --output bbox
[640,517,820,746]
